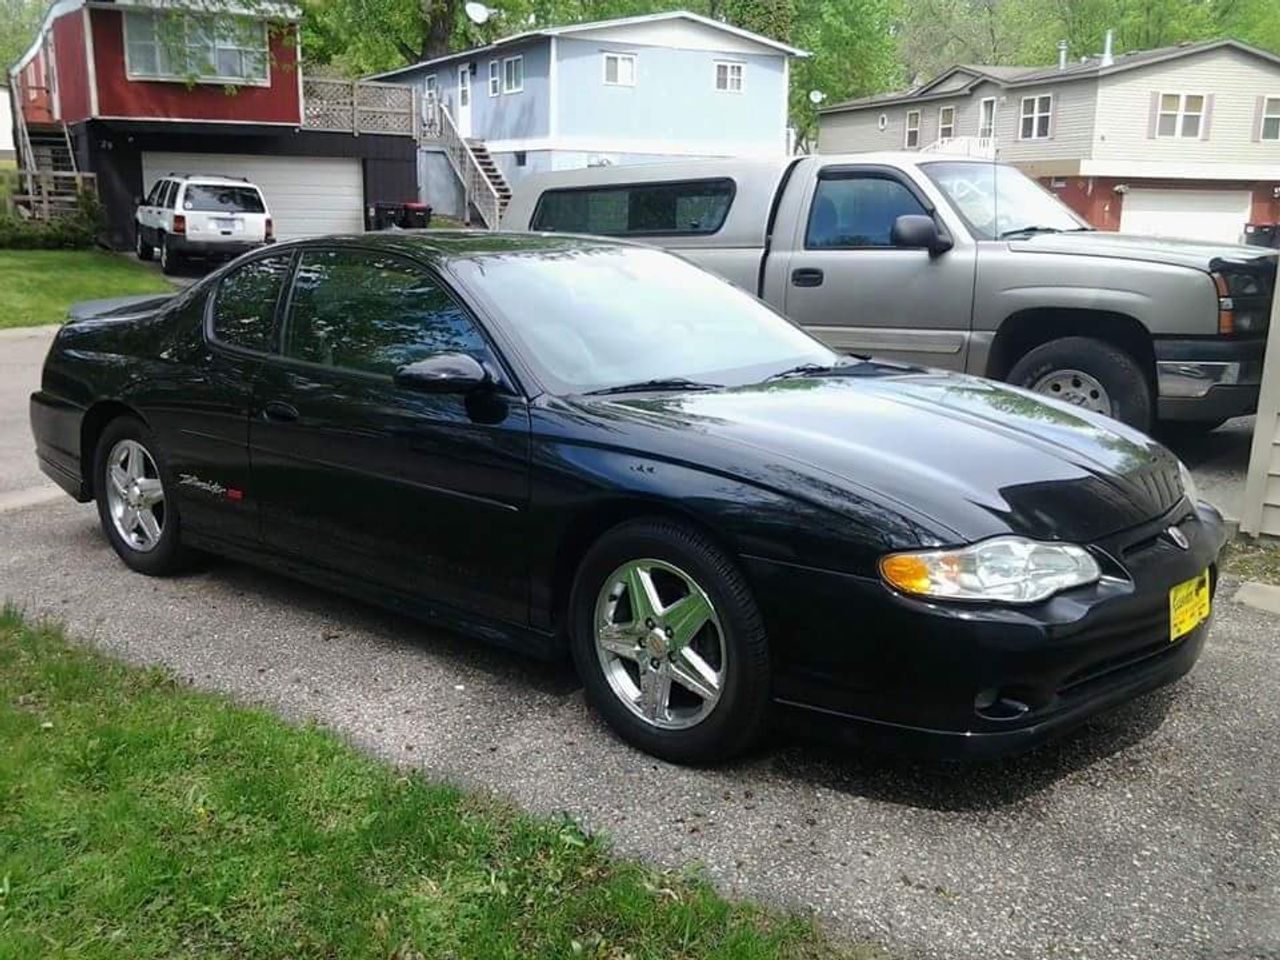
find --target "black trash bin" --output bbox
[1244,223,1279,248]
[399,202,432,229]
[366,202,405,231]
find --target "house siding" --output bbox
[52,11,91,124]
[91,10,300,124]
[997,79,1097,162]
[553,36,786,152]
[1093,47,1280,164]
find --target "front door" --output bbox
[456,66,472,138]
[250,245,531,625]
[779,165,977,370]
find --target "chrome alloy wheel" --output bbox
[105,439,166,552]
[1031,368,1113,416]
[594,559,726,730]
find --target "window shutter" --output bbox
[1147,91,1160,138]
[1200,94,1214,140]
[1253,95,1265,142]
[1047,97,1057,139]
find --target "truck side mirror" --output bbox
[892,215,953,256]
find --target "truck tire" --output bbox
[1007,336,1152,432]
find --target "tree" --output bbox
[1,0,44,73]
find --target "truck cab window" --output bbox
[806,176,928,249]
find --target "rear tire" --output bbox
[1007,336,1153,432]
[135,227,153,261]
[569,518,770,765]
[159,234,180,275]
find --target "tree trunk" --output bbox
[421,0,460,61]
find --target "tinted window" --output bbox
[211,255,292,351]
[531,179,734,236]
[806,175,929,249]
[183,185,266,213]
[283,249,488,376]
[144,181,163,205]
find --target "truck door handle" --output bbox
[262,400,300,423]
[791,268,824,288]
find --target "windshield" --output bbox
[921,161,1088,240]
[450,246,839,395]
[183,185,266,214]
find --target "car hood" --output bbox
[575,367,1184,545]
[1011,230,1279,271]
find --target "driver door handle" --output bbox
[791,268,824,288]
[262,400,300,423]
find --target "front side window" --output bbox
[939,105,955,140]
[211,255,292,352]
[603,52,636,86]
[125,11,268,83]
[714,61,744,92]
[283,249,488,376]
[1263,96,1280,141]
[144,180,163,205]
[904,110,920,148]
[182,184,266,213]
[923,160,1087,240]
[531,179,735,236]
[806,175,929,249]
[1020,95,1052,139]
[1157,92,1204,138]
[503,56,523,94]
[488,60,499,96]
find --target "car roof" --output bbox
[162,174,260,186]
[266,230,628,263]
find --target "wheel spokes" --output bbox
[624,563,662,624]
[598,623,641,661]
[135,477,164,506]
[109,465,130,497]
[670,646,720,702]
[639,662,672,722]
[137,508,162,546]
[662,590,713,648]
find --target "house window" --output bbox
[1019,95,1052,139]
[603,52,636,86]
[979,97,996,139]
[904,110,920,148]
[124,11,268,84]
[938,105,955,140]
[714,61,744,93]
[503,55,523,94]
[1263,97,1280,141]
[488,60,499,97]
[1156,92,1204,138]
[423,74,438,99]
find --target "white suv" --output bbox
[135,174,273,274]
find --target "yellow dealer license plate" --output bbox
[1169,569,1211,642]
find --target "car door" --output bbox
[138,179,164,240]
[778,165,977,370]
[250,245,532,625]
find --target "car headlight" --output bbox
[879,536,1101,604]
[1178,459,1200,506]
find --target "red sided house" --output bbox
[8,0,419,248]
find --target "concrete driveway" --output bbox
[2,325,1277,959]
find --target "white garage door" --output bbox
[141,152,364,240]
[1119,188,1252,244]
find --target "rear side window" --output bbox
[282,248,489,376]
[530,178,734,236]
[159,181,178,208]
[211,254,292,351]
[183,185,266,213]
[806,175,929,249]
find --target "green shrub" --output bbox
[0,187,105,250]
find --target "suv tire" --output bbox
[1007,336,1152,431]
[135,228,154,261]
[159,234,181,276]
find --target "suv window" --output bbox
[531,179,734,236]
[211,255,293,351]
[160,180,179,209]
[806,174,929,249]
[183,184,266,213]
[144,181,163,206]
[282,248,489,376]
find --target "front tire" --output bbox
[569,518,770,765]
[1007,336,1153,432]
[135,227,154,261]
[93,417,189,576]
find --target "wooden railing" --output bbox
[426,96,502,230]
[921,136,997,158]
[4,171,98,222]
[301,78,417,136]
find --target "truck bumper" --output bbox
[1155,337,1264,422]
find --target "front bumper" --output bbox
[747,502,1228,759]
[1155,337,1264,422]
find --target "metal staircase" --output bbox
[419,95,508,229]
[465,140,512,223]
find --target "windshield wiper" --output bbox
[584,377,724,396]
[997,225,1065,239]
[765,357,867,381]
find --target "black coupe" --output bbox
[30,233,1226,763]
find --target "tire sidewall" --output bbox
[93,416,185,575]
[1008,337,1152,431]
[568,519,769,764]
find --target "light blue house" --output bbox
[367,10,805,226]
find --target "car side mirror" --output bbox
[394,353,490,394]
[892,214,953,255]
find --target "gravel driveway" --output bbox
[2,326,1278,959]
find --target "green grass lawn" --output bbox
[0,608,876,960]
[0,250,172,330]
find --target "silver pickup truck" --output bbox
[503,153,1277,433]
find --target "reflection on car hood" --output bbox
[578,368,1184,544]
[1011,230,1279,271]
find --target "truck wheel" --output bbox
[1007,336,1152,432]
